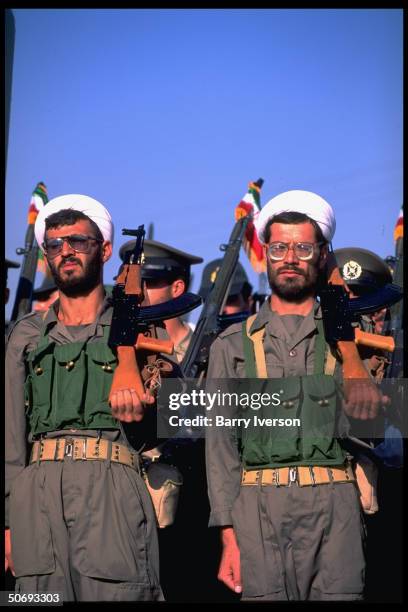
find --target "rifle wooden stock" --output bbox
[135,334,174,355]
[354,329,395,353]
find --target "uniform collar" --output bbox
[249,298,323,348]
[45,295,113,343]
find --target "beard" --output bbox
[49,248,102,297]
[267,259,319,302]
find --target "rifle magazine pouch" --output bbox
[143,461,183,528]
[354,455,379,514]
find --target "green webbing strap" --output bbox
[313,318,326,375]
[243,315,328,377]
[242,320,257,378]
[35,312,52,351]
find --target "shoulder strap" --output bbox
[314,317,338,375]
[242,316,257,378]
[243,313,337,378]
[33,311,52,351]
[242,314,267,378]
[313,318,326,375]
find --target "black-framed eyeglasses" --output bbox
[267,241,324,261]
[42,234,103,258]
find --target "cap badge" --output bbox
[342,260,362,280]
[210,266,220,284]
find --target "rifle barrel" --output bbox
[181,214,251,377]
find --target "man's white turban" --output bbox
[34,194,114,251]
[255,190,336,244]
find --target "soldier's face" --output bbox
[144,277,185,306]
[265,222,327,302]
[45,220,110,297]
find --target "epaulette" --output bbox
[6,311,43,341]
[217,321,244,340]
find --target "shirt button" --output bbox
[289,349,297,357]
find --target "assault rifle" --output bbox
[108,225,202,446]
[181,178,264,379]
[370,213,404,467]
[10,182,48,323]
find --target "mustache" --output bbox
[58,256,83,270]
[277,265,306,276]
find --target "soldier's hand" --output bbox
[343,379,390,420]
[5,529,15,576]
[110,388,155,423]
[219,526,242,594]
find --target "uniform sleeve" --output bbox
[205,335,242,527]
[5,319,38,528]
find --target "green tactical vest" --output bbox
[240,317,346,468]
[24,323,119,435]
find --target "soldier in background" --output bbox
[119,239,209,601]
[335,247,393,379]
[119,239,203,362]
[335,246,403,603]
[198,258,253,316]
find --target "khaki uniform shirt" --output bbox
[205,299,342,527]
[5,297,121,526]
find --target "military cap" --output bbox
[199,258,252,300]
[334,247,392,291]
[119,239,203,280]
[33,276,57,299]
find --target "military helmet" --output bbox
[334,247,392,292]
[198,258,252,300]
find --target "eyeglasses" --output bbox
[42,234,102,258]
[267,242,324,261]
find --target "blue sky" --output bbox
[5,8,403,321]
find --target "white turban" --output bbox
[255,190,336,244]
[34,194,114,251]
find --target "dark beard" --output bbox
[49,248,102,297]
[267,261,318,303]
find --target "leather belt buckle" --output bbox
[64,439,74,458]
[73,438,87,460]
[289,466,298,486]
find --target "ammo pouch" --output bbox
[353,454,378,514]
[141,455,183,528]
[242,312,379,511]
